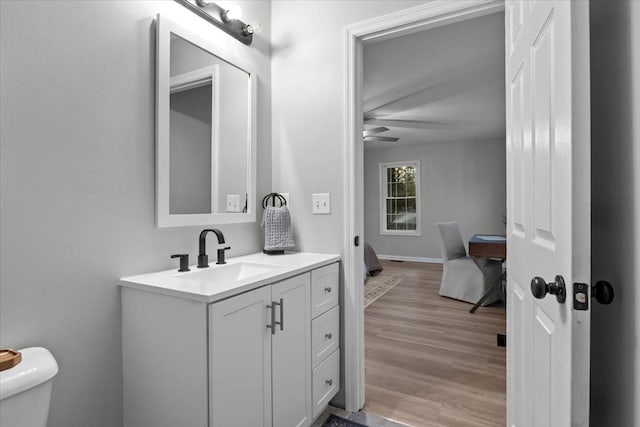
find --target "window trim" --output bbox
[378,160,421,236]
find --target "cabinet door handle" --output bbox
[273,298,284,331]
[325,332,333,340]
[325,286,332,293]
[325,379,333,386]
[266,303,276,335]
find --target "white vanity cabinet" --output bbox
[209,273,311,427]
[121,254,339,427]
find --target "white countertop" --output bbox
[120,251,341,303]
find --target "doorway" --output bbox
[358,9,507,425]
[342,0,507,416]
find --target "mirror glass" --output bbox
[156,15,256,227]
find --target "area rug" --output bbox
[322,414,367,427]
[364,273,406,308]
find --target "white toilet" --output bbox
[0,347,58,427]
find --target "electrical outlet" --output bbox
[312,193,331,214]
[226,194,241,212]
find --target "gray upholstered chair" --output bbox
[435,222,502,306]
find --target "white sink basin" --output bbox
[121,252,341,302]
[177,262,284,284]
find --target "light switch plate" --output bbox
[312,193,331,214]
[226,194,241,212]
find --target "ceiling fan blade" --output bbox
[363,136,400,142]
[362,126,389,137]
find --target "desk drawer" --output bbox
[311,263,339,318]
[312,306,339,368]
[312,349,340,419]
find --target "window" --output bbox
[379,161,420,236]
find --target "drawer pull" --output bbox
[325,379,333,386]
[273,298,284,331]
[324,287,332,293]
[325,332,332,340]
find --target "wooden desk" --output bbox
[468,235,506,313]
[468,235,506,259]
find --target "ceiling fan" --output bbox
[361,62,493,144]
[362,126,399,143]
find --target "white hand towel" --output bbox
[261,205,294,251]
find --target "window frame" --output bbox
[378,160,421,236]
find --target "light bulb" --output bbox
[244,21,263,35]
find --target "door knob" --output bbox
[531,275,566,303]
[593,280,614,305]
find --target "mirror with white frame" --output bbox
[156,14,256,227]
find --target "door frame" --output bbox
[342,0,506,412]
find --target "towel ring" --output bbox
[262,192,288,256]
[262,193,287,209]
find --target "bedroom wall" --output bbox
[364,140,506,260]
[0,2,271,426]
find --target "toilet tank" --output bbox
[0,347,59,427]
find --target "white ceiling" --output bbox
[362,12,505,149]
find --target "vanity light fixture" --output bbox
[174,0,261,45]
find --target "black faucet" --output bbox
[198,229,231,268]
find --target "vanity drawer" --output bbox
[312,306,339,368]
[311,263,339,318]
[312,349,340,419]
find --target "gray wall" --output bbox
[0,2,271,426]
[364,141,506,259]
[590,0,640,425]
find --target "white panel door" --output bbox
[506,1,591,426]
[209,286,272,427]
[272,274,312,427]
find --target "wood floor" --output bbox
[363,260,506,427]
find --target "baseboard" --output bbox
[377,254,443,264]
